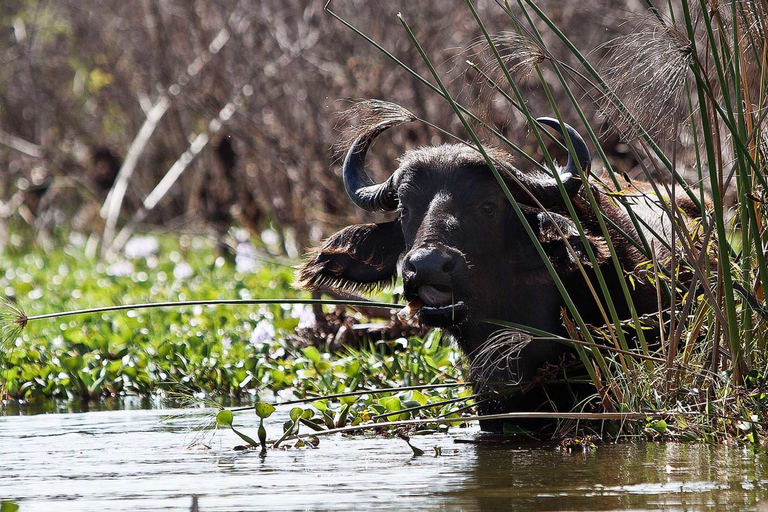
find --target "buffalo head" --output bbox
[296,103,608,355]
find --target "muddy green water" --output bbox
[2,405,768,511]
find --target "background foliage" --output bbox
[1,0,661,256]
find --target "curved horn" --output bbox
[343,121,399,212]
[534,117,591,201]
[342,102,416,212]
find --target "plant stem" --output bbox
[20,298,401,324]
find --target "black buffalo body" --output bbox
[296,102,695,433]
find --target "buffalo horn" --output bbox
[343,117,409,212]
[533,117,591,202]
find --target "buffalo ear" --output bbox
[533,211,609,274]
[294,220,405,294]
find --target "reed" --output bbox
[324,0,768,441]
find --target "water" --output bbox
[2,406,768,511]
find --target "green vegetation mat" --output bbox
[0,233,471,428]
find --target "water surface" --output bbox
[2,406,767,511]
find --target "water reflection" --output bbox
[452,442,768,511]
[1,407,767,511]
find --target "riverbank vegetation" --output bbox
[1,1,767,445]
[0,228,475,432]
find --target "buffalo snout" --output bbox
[402,245,467,308]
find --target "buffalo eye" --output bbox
[480,202,496,217]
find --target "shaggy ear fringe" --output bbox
[293,259,397,296]
[294,220,404,297]
[292,248,397,294]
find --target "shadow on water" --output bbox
[1,404,767,511]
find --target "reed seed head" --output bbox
[0,296,27,348]
[334,99,417,159]
[598,14,693,141]
[466,31,546,83]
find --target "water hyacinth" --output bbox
[250,319,276,345]
[290,304,316,329]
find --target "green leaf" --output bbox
[334,403,352,427]
[270,369,286,384]
[379,396,402,412]
[345,360,360,376]
[289,407,303,422]
[302,346,322,364]
[1,502,20,512]
[254,402,276,419]
[60,355,82,372]
[408,390,429,406]
[300,418,326,432]
[369,404,387,415]
[650,420,667,434]
[216,410,233,426]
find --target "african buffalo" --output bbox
[296,101,694,433]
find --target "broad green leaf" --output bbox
[345,360,360,376]
[301,346,322,364]
[254,402,276,419]
[216,410,233,426]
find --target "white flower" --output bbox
[124,236,159,259]
[291,304,316,329]
[173,261,193,280]
[250,320,275,345]
[235,242,260,274]
[106,260,134,277]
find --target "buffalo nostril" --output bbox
[403,247,461,286]
[441,255,456,274]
